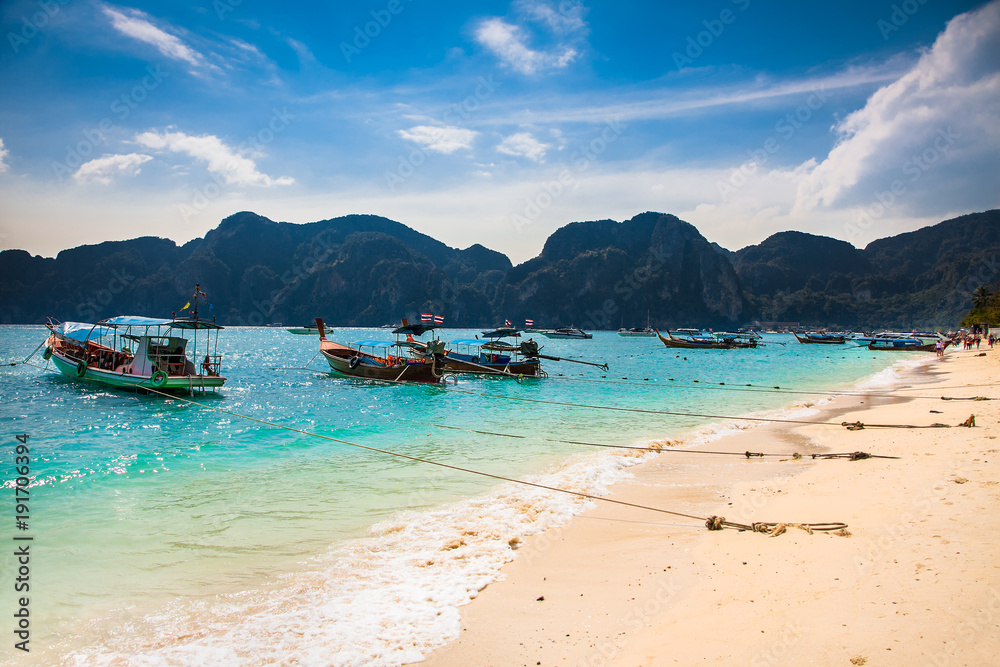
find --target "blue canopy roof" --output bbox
[448,339,484,347]
[101,316,172,327]
[351,340,396,349]
[53,321,112,342]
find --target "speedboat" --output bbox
[541,327,592,339]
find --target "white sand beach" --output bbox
[420,345,1000,666]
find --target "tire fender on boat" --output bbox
[471,355,480,364]
[43,347,52,360]
[348,356,360,369]
[75,360,87,377]
[151,370,168,387]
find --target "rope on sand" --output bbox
[421,421,900,460]
[140,387,849,536]
[704,516,850,536]
[443,387,971,430]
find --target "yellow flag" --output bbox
[182,302,190,310]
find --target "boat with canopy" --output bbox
[38,286,225,393]
[316,318,447,384]
[793,331,846,344]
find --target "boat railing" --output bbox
[200,354,223,377]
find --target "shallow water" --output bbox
[0,326,908,664]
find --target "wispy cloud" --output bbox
[0,138,9,173]
[101,4,206,69]
[474,0,587,75]
[397,126,478,154]
[134,130,293,186]
[794,0,1000,215]
[73,153,153,185]
[497,132,549,161]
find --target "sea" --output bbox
[0,326,919,665]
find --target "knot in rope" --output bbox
[706,515,726,531]
[842,421,865,431]
[959,414,976,427]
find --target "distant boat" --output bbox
[542,327,592,339]
[286,324,321,335]
[867,338,939,352]
[655,329,730,349]
[793,331,846,344]
[618,312,654,336]
[854,331,946,346]
[617,327,655,337]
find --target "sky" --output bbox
[1,0,997,264]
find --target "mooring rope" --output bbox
[139,387,845,534]
[421,422,900,459]
[542,375,993,402]
[440,387,967,430]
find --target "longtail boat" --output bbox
[793,331,846,344]
[867,338,939,352]
[38,286,225,394]
[316,318,446,384]
[439,328,544,377]
[655,329,731,349]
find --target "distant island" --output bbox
[1,209,997,330]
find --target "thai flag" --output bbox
[421,313,433,323]
[433,314,444,324]
[504,319,512,327]
[525,319,534,327]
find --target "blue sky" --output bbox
[1,0,997,263]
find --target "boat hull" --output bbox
[793,332,845,344]
[617,329,655,337]
[867,341,938,352]
[441,356,543,376]
[49,350,225,392]
[542,331,592,339]
[655,330,730,349]
[321,348,444,384]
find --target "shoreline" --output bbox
[419,346,1000,666]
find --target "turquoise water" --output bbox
[0,326,907,664]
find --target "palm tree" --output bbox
[972,285,992,310]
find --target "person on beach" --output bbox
[936,340,945,358]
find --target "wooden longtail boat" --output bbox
[440,329,544,377]
[655,329,731,349]
[39,286,225,394]
[793,331,846,344]
[316,318,446,384]
[867,338,939,352]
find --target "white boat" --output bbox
[541,327,592,339]
[286,325,321,335]
[617,327,654,337]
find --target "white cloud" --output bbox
[397,126,478,154]
[474,0,586,75]
[73,153,153,185]
[515,0,587,36]
[0,138,9,173]
[497,132,549,162]
[102,5,204,68]
[134,130,293,186]
[794,0,1000,215]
